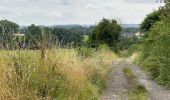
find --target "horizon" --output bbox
[17,23,140,28]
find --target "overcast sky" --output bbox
[0,0,164,25]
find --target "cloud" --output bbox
[0,0,162,25]
[85,4,98,9]
[44,12,63,18]
[124,0,156,3]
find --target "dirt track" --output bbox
[101,58,170,100]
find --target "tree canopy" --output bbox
[0,20,19,49]
[88,18,121,52]
[140,9,162,33]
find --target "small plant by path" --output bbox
[123,67,137,80]
[128,85,147,100]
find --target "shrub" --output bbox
[128,44,142,56]
[138,18,170,88]
[123,67,137,79]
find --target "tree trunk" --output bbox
[41,47,45,61]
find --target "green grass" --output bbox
[83,35,89,42]
[128,85,147,100]
[123,67,137,79]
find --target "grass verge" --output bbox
[123,67,147,100]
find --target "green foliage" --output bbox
[128,44,142,56]
[97,44,111,51]
[138,2,170,88]
[163,0,170,17]
[51,27,83,47]
[23,25,83,49]
[25,24,53,49]
[140,9,162,32]
[0,20,19,49]
[118,40,141,58]
[0,21,85,50]
[68,25,93,35]
[88,18,121,53]
[118,35,139,50]
[138,0,170,88]
[139,18,170,88]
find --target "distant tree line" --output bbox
[0,18,139,54]
[0,20,94,50]
[121,27,139,37]
[0,20,19,49]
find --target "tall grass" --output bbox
[0,48,117,99]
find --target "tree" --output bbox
[26,24,52,60]
[0,20,19,49]
[88,18,121,52]
[140,9,162,33]
[162,0,170,17]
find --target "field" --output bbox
[0,48,117,100]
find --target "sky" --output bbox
[0,0,164,25]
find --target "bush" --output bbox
[128,44,142,56]
[97,44,111,51]
[138,18,170,88]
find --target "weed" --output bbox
[128,85,147,100]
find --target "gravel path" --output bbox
[101,58,170,100]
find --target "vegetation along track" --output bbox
[101,58,170,100]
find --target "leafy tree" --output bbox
[140,9,162,32]
[161,0,170,18]
[88,18,121,52]
[0,20,19,49]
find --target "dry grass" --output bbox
[0,48,117,100]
